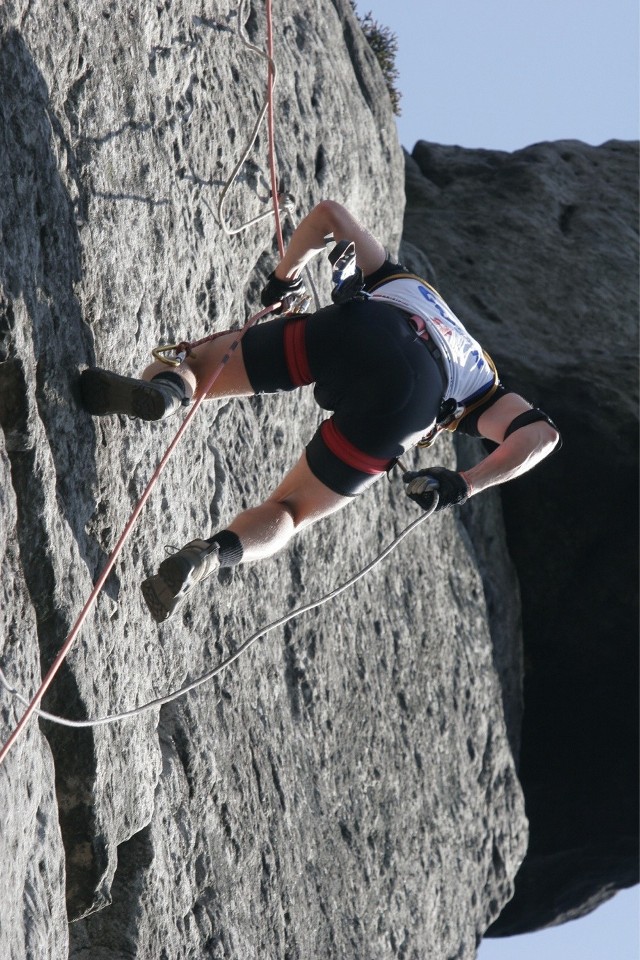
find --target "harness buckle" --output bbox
[438,397,466,426]
[418,399,465,448]
[281,292,312,315]
[418,429,438,449]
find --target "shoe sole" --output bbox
[80,369,168,420]
[141,547,219,623]
[141,555,194,623]
[141,575,182,623]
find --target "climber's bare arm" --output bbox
[460,393,560,496]
[274,200,387,280]
[142,204,385,399]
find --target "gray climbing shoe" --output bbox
[80,368,187,421]
[141,539,220,623]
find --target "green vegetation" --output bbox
[351,3,402,116]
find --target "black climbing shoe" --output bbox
[80,368,187,421]
[141,539,220,623]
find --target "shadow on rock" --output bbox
[0,27,113,918]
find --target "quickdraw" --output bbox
[328,239,366,304]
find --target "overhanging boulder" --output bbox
[402,138,639,934]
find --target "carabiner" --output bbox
[151,343,188,367]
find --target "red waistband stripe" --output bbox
[320,420,393,475]
[283,316,313,387]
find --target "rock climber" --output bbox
[80,200,560,623]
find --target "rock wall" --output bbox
[402,139,639,934]
[0,3,526,959]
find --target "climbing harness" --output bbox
[418,349,501,448]
[0,494,438,730]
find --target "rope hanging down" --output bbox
[0,303,279,766]
[0,503,437,730]
[215,0,322,308]
[0,0,286,767]
[0,0,433,755]
[218,0,285,256]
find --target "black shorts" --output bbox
[242,299,445,496]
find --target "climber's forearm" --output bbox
[274,205,333,280]
[274,200,386,280]
[460,422,560,496]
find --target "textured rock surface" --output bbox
[402,139,639,934]
[0,446,69,960]
[1,4,526,960]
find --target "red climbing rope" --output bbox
[0,3,288,766]
[266,0,285,258]
[0,302,280,766]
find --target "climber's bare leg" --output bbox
[141,331,254,400]
[226,452,353,563]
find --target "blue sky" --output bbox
[360,0,639,957]
[363,0,639,152]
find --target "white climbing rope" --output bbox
[0,503,436,729]
[215,1,321,307]
[0,0,417,751]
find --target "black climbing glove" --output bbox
[261,271,306,313]
[403,466,470,512]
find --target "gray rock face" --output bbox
[1,4,525,960]
[402,139,639,934]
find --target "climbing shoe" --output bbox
[141,539,220,623]
[80,368,188,421]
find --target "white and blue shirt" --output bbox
[368,272,494,405]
